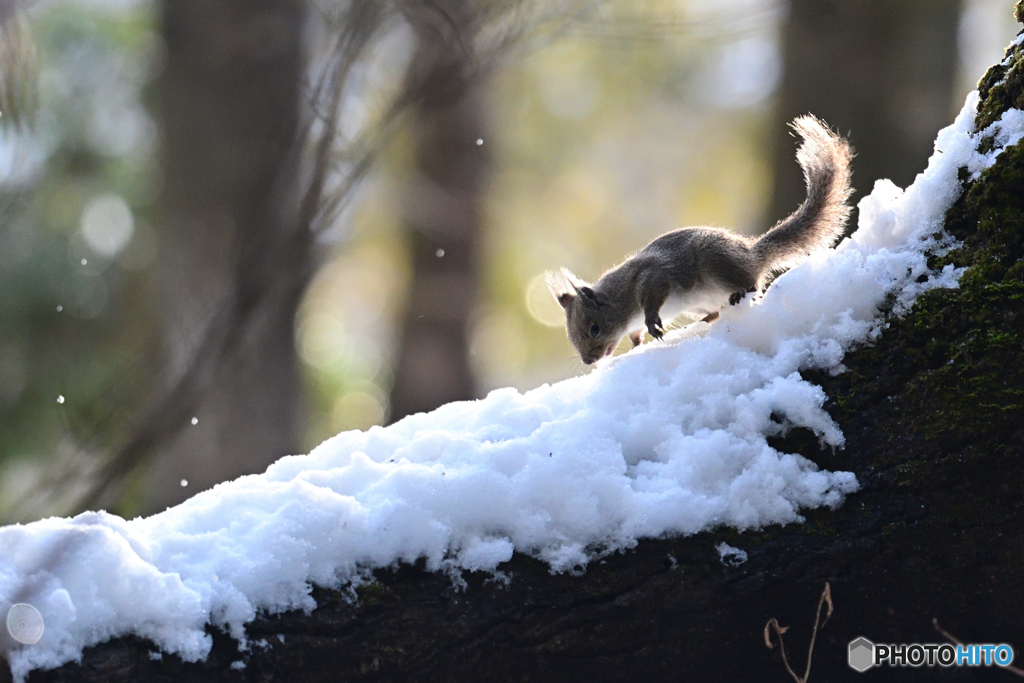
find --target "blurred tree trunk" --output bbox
[142,0,305,512]
[767,0,962,225]
[387,2,490,423]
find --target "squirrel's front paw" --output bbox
[646,316,665,340]
[729,291,745,306]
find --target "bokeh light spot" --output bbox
[81,194,135,257]
[7,603,44,645]
[525,273,565,328]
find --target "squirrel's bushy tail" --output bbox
[752,115,853,279]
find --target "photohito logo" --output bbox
[848,637,875,672]
[848,637,1015,671]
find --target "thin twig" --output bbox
[764,582,833,683]
[764,618,798,681]
[933,619,1024,679]
[803,583,833,680]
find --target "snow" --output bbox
[3,92,1023,680]
[716,542,748,567]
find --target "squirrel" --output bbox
[547,115,853,365]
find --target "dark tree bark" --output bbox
[387,1,490,423]
[142,0,306,512]
[767,0,962,228]
[21,13,1024,683]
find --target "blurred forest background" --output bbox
[0,0,1017,523]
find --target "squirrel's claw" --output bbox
[729,287,758,306]
[646,316,665,340]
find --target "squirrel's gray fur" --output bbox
[548,115,853,365]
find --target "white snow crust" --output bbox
[716,542,748,567]
[3,92,1023,680]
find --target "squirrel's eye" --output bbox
[590,323,600,338]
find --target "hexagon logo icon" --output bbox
[848,637,875,672]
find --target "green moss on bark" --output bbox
[815,32,1024,466]
[976,28,1024,131]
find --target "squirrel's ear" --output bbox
[579,286,605,307]
[559,266,587,288]
[546,270,576,309]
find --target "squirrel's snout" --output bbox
[582,345,613,364]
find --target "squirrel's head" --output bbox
[546,268,625,365]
